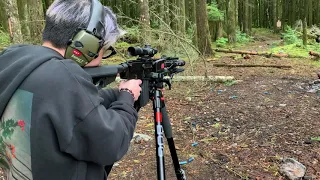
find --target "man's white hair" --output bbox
[46,0,125,47]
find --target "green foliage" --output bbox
[236,30,252,44]
[311,137,320,141]
[186,24,197,41]
[0,29,11,48]
[270,44,307,57]
[120,25,140,44]
[282,26,302,45]
[0,157,10,169]
[270,43,320,58]
[207,2,224,21]
[213,29,252,49]
[216,37,228,48]
[2,119,17,139]
[224,80,237,86]
[150,19,160,29]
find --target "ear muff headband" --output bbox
[64,0,106,66]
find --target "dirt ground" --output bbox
[108,39,320,180]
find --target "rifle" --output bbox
[84,45,187,180]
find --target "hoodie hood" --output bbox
[0,44,64,116]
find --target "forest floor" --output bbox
[108,33,320,180]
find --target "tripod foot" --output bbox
[177,169,187,180]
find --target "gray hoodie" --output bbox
[0,44,138,180]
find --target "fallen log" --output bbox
[214,48,304,58]
[212,63,292,69]
[170,76,234,82]
[309,51,320,58]
[214,48,259,55]
[115,76,234,83]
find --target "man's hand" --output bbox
[119,79,142,101]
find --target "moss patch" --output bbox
[269,43,320,58]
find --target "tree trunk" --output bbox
[276,0,281,30]
[303,17,308,46]
[307,0,313,26]
[243,0,249,33]
[289,0,296,26]
[188,0,197,46]
[158,0,167,42]
[272,0,277,32]
[177,0,186,35]
[303,0,308,46]
[45,0,54,7]
[169,0,178,32]
[163,0,170,26]
[209,21,216,42]
[159,0,165,32]
[195,0,213,56]
[17,0,30,41]
[129,0,139,23]
[248,0,252,34]
[0,0,9,32]
[28,0,45,44]
[282,0,289,29]
[226,0,236,43]
[259,0,264,28]
[318,2,320,26]
[217,21,223,39]
[238,0,244,30]
[235,0,238,27]
[159,0,165,25]
[4,0,23,43]
[139,0,151,45]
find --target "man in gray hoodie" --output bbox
[0,0,141,179]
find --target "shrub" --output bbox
[281,25,302,45]
[216,37,228,48]
[207,2,224,21]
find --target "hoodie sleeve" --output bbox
[64,91,138,165]
[98,88,120,108]
[52,61,138,166]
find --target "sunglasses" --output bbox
[102,46,117,59]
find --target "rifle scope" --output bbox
[128,45,158,57]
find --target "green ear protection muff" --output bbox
[64,0,106,66]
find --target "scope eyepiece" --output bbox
[175,60,185,66]
[128,45,158,57]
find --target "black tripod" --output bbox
[149,81,186,180]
